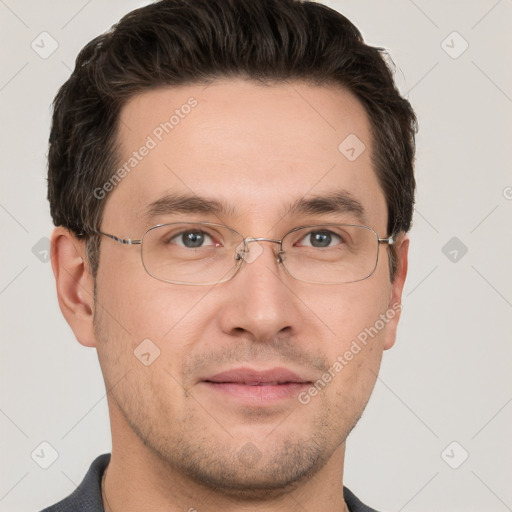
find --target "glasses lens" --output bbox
[141,223,243,285]
[281,225,379,284]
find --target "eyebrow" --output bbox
[286,191,366,223]
[143,193,236,224]
[143,190,366,224]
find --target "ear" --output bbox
[50,227,97,348]
[383,234,409,350]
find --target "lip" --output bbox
[203,367,308,385]
[200,367,312,404]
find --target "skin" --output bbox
[51,79,408,512]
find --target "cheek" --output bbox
[93,276,199,413]
[96,249,216,341]
[307,276,392,343]
[303,275,392,401]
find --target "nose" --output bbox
[217,239,300,343]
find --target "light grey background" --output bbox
[1,1,511,511]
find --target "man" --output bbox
[43,0,416,510]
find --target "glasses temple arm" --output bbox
[95,230,142,245]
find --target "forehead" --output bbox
[103,79,387,233]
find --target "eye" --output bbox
[297,229,343,248]
[169,230,218,249]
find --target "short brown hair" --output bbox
[48,0,417,278]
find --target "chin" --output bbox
[176,438,327,499]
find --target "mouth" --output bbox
[201,367,312,403]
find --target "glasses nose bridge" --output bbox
[244,236,282,247]
[238,236,284,265]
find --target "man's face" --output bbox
[92,80,406,493]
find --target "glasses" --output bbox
[96,222,394,286]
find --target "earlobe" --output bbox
[383,235,409,350]
[51,227,97,348]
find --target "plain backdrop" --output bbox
[1,1,511,511]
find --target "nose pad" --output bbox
[235,240,265,264]
[234,246,244,262]
[234,241,248,263]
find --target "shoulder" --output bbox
[344,486,383,512]
[38,453,110,512]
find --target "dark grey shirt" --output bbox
[40,453,380,512]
